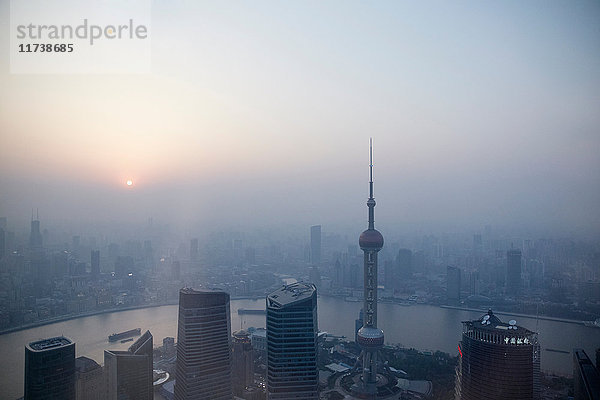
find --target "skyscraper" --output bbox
[266,282,318,400]
[25,336,76,400]
[397,248,412,278]
[0,217,6,261]
[75,356,104,400]
[310,225,321,265]
[354,139,385,397]
[104,330,153,400]
[174,288,232,400]
[455,310,540,400]
[354,308,364,343]
[232,330,253,396]
[91,250,100,277]
[29,216,43,249]
[506,249,522,295]
[447,266,461,305]
[573,349,600,400]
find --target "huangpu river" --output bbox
[1,296,598,399]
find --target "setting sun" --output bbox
[126,179,133,186]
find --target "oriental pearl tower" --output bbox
[354,139,385,398]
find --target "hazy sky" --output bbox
[0,1,599,237]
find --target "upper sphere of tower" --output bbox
[359,228,384,251]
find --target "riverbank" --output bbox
[439,305,586,326]
[0,294,266,336]
[0,302,177,336]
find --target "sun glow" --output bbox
[126,179,133,186]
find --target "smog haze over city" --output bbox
[0,1,599,400]
[1,1,599,237]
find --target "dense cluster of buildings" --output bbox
[9,147,600,399]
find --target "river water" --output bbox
[1,296,597,399]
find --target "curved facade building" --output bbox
[174,288,232,400]
[455,310,540,400]
[25,336,76,400]
[266,282,318,400]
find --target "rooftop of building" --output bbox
[463,309,535,337]
[129,330,152,354]
[180,287,228,295]
[251,328,266,338]
[267,282,316,308]
[179,287,230,308]
[233,329,250,338]
[27,336,73,352]
[75,356,101,373]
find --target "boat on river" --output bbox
[108,328,141,342]
[584,318,600,328]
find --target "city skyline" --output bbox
[1,1,599,399]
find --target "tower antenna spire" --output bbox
[369,138,373,199]
[367,139,376,230]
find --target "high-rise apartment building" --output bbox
[0,225,5,260]
[91,250,100,277]
[174,288,232,400]
[447,266,461,305]
[506,249,522,295]
[104,330,153,400]
[397,248,412,278]
[310,225,321,265]
[232,330,254,396]
[455,310,540,400]
[29,217,43,249]
[75,356,104,400]
[25,336,76,400]
[266,282,318,400]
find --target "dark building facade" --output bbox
[0,225,5,260]
[25,336,76,400]
[29,218,43,249]
[573,348,600,400]
[75,356,104,400]
[397,248,412,278]
[447,266,461,305]
[174,288,232,400]
[104,330,153,400]
[91,250,100,277]
[455,310,540,400]
[266,282,318,400]
[232,330,254,396]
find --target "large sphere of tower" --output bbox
[359,229,384,251]
[356,326,385,348]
